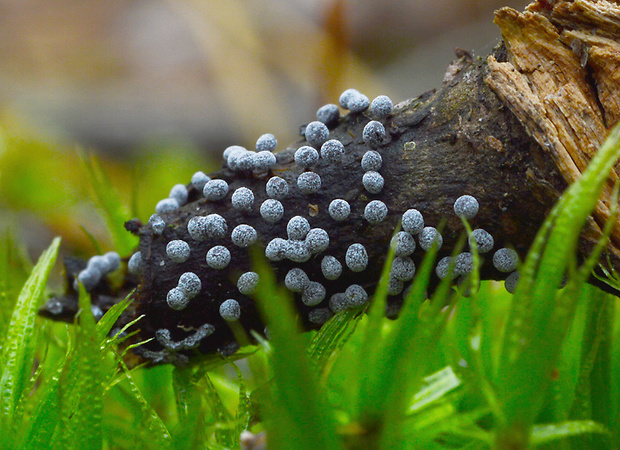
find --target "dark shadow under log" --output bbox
[40,0,620,365]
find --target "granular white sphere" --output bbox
[297,172,321,194]
[128,252,143,275]
[387,275,404,295]
[266,177,289,199]
[328,199,350,221]
[454,252,474,275]
[167,287,189,310]
[156,198,179,214]
[361,151,382,171]
[505,271,520,294]
[285,268,310,292]
[347,91,370,113]
[362,171,384,194]
[286,240,311,263]
[305,228,329,254]
[363,121,386,147]
[260,199,284,223]
[178,272,202,298]
[364,200,388,224]
[224,145,247,167]
[220,299,241,321]
[346,243,368,272]
[87,255,110,274]
[419,227,443,251]
[169,184,188,206]
[391,256,416,281]
[308,308,333,325]
[166,240,191,263]
[454,195,479,219]
[204,214,228,239]
[265,238,288,261]
[493,248,519,273]
[304,121,330,147]
[231,224,257,248]
[103,252,120,273]
[203,179,229,201]
[370,95,393,118]
[233,151,255,172]
[302,281,326,306]
[206,245,231,270]
[252,151,277,171]
[316,103,340,127]
[99,254,120,272]
[321,255,342,280]
[255,133,277,152]
[226,147,248,170]
[191,171,210,191]
[231,187,254,211]
[329,293,349,313]
[295,146,319,168]
[148,214,166,235]
[345,284,369,307]
[391,231,416,256]
[402,209,424,235]
[287,216,311,240]
[339,88,359,108]
[436,256,455,280]
[237,272,259,295]
[468,228,494,253]
[77,268,101,291]
[187,216,207,241]
[320,139,345,163]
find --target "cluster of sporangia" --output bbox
[64,89,521,364]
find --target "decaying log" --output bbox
[40,0,620,365]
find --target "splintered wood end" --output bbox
[485,0,620,266]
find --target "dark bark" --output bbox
[40,0,620,365]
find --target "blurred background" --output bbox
[0,0,529,259]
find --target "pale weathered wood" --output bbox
[486,0,620,269]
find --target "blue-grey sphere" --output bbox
[295,146,319,168]
[362,171,384,194]
[304,121,330,147]
[166,240,191,263]
[203,179,229,201]
[178,272,202,298]
[260,199,284,223]
[346,243,368,272]
[316,103,340,127]
[361,151,382,171]
[287,216,311,240]
[454,195,479,219]
[321,255,342,280]
[370,95,393,118]
[265,176,289,199]
[255,133,277,152]
[231,187,254,211]
[297,172,321,194]
[362,121,386,148]
[206,245,231,270]
[364,200,388,224]
[220,299,241,321]
[320,139,345,163]
[231,224,258,248]
[328,199,350,221]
